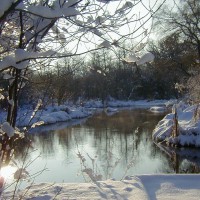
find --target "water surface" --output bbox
[8,108,200,186]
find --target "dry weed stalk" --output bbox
[172,105,179,138]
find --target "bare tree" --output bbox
[153,0,200,60]
[0,0,166,129]
[152,0,200,101]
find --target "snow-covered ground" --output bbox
[153,101,200,147]
[3,175,200,200]
[84,99,172,108]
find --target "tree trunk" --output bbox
[7,69,21,127]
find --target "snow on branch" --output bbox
[0,0,14,18]
[0,0,163,70]
[15,49,56,62]
[96,0,120,3]
[124,54,138,63]
[1,122,15,138]
[115,1,133,14]
[136,52,155,65]
[124,52,155,65]
[17,2,80,18]
[98,40,112,48]
[0,49,56,70]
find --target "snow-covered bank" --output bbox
[153,102,200,147]
[139,174,200,200]
[0,105,92,128]
[84,99,172,108]
[3,175,200,200]
[0,99,172,128]
[20,106,91,127]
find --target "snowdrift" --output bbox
[153,102,200,147]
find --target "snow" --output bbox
[40,111,71,124]
[15,49,37,62]
[15,105,92,127]
[138,174,200,200]
[115,1,133,14]
[0,50,56,70]
[95,16,106,25]
[84,99,169,108]
[3,175,200,199]
[1,122,15,137]
[0,99,172,128]
[91,28,103,37]
[153,102,200,147]
[3,73,12,80]
[96,0,121,2]
[64,0,80,8]
[98,40,112,48]
[106,107,118,113]
[0,0,13,18]
[0,55,17,70]
[18,4,80,18]
[1,99,200,199]
[123,54,138,63]
[123,52,155,65]
[136,52,155,66]
[61,7,80,17]
[150,106,167,113]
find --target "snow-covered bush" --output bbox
[153,102,200,147]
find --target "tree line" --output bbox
[9,0,198,106]
[0,0,200,117]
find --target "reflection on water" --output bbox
[11,109,200,184]
[155,142,200,173]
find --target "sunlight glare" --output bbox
[0,165,17,180]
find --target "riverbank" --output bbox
[153,101,200,147]
[3,174,200,199]
[1,99,200,199]
[0,99,171,128]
